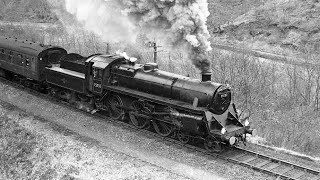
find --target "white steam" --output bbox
[58,0,212,71]
[64,0,137,43]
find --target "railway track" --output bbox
[1,77,319,180]
[146,132,320,180]
[220,147,320,180]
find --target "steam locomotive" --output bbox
[0,36,255,152]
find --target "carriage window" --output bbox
[8,51,13,60]
[31,58,36,71]
[0,49,4,59]
[26,58,30,66]
[17,54,22,65]
[18,54,24,66]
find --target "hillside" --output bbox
[2,0,312,57]
[207,0,264,28]
[2,0,319,58]
[211,0,320,57]
[0,0,58,23]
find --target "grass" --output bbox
[211,0,320,62]
[0,113,54,179]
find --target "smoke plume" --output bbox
[63,0,137,43]
[118,0,212,71]
[60,0,212,71]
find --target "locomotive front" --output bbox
[172,70,256,151]
[203,78,256,151]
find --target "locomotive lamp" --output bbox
[221,128,226,134]
[229,137,237,145]
[244,119,250,126]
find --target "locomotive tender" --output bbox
[0,36,255,151]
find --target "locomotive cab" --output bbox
[85,55,127,94]
[85,56,109,94]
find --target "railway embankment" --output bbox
[0,98,194,179]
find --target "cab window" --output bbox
[93,68,103,79]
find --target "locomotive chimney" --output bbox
[201,69,212,82]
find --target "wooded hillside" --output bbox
[0,0,58,22]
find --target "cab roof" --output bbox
[86,54,126,69]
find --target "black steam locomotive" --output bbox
[0,36,255,152]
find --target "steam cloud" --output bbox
[62,0,212,71]
[64,0,137,43]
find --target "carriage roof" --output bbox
[0,36,66,57]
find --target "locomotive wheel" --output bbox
[204,136,222,152]
[129,101,149,129]
[108,94,125,120]
[152,120,174,137]
[177,131,190,144]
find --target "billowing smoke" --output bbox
[63,0,137,43]
[59,0,212,71]
[118,0,212,71]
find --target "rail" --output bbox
[218,146,320,180]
